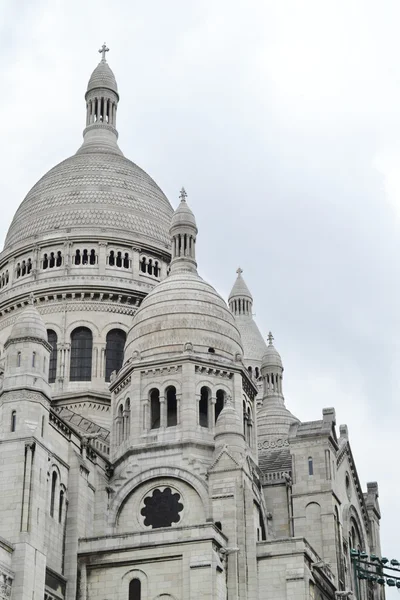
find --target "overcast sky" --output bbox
[1,0,399,592]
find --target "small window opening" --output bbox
[49,252,55,268]
[199,386,209,427]
[74,249,81,265]
[109,250,115,266]
[154,260,159,277]
[59,490,64,523]
[308,457,314,476]
[27,258,32,274]
[32,352,36,368]
[43,254,49,269]
[208,347,215,354]
[50,471,57,517]
[255,367,260,379]
[11,410,16,432]
[215,389,225,422]
[147,259,153,275]
[123,253,130,268]
[41,415,45,437]
[56,251,62,267]
[17,351,21,367]
[116,251,122,267]
[21,261,26,276]
[129,578,141,600]
[16,263,21,278]
[140,257,147,272]
[89,249,96,265]
[150,389,160,429]
[167,386,177,427]
[82,249,88,265]
[215,521,222,531]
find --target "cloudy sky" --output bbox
[2,0,400,592]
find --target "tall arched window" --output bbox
[47,330,58,383]
[70,327,92,381]
[129,579,141,600]
[11,410,16,432]
[105,329,126,382]
[50,471,57,517]
[166,386,177,427]
[150,389,160,429]
[199,386,209,427]
[308,457,314,476]
[215,389,225,422]
[59,490,64,523]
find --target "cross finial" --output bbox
[267,331,274,345]
[179,187,187,202]
[98,43,109,62]
[236,267,243,276]
[28,292,35,306]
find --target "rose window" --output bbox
[141,487,183,529]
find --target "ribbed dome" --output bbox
[7,304,47,343]
[125,270,243,362]
[87,61,118,95]
[262,342,283,369]
[4,152,173,250]
[170,192,197,231]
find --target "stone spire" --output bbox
[169,188,198,273]
[77,44,122,156]
[258,334,298,451]
[228,268,253,316]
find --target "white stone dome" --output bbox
[170,194,197,231]
[7,304,47,343]
[125,270,243,362]
[261,343,283,369]
[4,152,173,250]
[87,60,118,95]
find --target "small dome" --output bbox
[170,189,197,232]
[261,334,283,369]
[215,400,242,438]
[7,304,47,343]
[87,60,118,96]
[125,270,242,362]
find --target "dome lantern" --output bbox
[78,44,122,156]
[169,188,198,274]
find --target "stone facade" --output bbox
[0,49,384,600]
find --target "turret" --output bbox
[3,295,52,397]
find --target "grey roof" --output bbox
[4,151,173,250]
[228,271,253,301]
[87,60,118,95]
[7,304,47,343]
[234,315,268,363]
[54,406,110,441]
[258,447,292,474]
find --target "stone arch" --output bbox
[100,321,129,338]
[121,568,148,600]
[160,379,181,396]
[65,319,99,339]
[342,504,366,549]
[110,466,210,527]
[305,502,323,558]
[43,321,62,338]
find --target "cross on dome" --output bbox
[267,331,274,346]
[236,267,243,276]
[179,187,187,202]
[98,43,109,62]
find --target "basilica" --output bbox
[0,48,384,600]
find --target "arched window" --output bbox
[17,351,21,367]
[74,249,81,265]
[308,457,314,476]
[215,389,225,422]
[166,386,177,427]
[150,389,160,429]
[118,404,124,443]
[47,330,58,383]
[124,398,131,439]
[41,415,45,437]
[89,249,96,265]
[50,471,57,517]
[43,253,49,269]
[147,259,153,275]
[82,249,89,265]
[116,251,122,267]
[59,490,64,523]
[123,253,130,269]
[109,250,115,266]
[11,410,16,432]
[32,352,36,368]
[129,579,141,600]
[49,252,55,268]
[140,257,146,272]
[153,261,159,277]
[27,258,32,273]
[70,327,92,381]
[105,329,126,382]
[21,261,26,276]
[56,251,62,267]
[246,406,252,447]
[199,386,209,427]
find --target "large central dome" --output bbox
[4,152,172,250]
[3,54,173,252]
